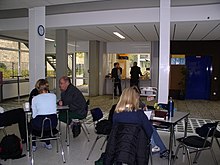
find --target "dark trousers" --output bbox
[30,114,58,146]
[130,79,141,93]
[114,81,122,96]
[130,79,139,88]
[0,108,27,142]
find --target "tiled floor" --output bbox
[1,122,220,165]
[0,96,220,165]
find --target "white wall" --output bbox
[107,42,151,54]
[3,82,30,99]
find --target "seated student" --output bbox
[58,76,88,123]
[31,79,57,151]
[113,86,169,159]
[0,107,27,143]
[29,79,49,106]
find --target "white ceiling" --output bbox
[0,0,220,43]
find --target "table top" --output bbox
[24,105,69,114]
[57,105,69,110]
[151,111,190,125]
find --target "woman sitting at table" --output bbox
[29,78,50,106]
[31,79,57,151]
[113,86,169,159]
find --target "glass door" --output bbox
[73,52,89,95]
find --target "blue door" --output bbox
[185,56,212,100]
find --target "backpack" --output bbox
[71,121,81,138]
[0,134,25,160]
[95,120,112,135]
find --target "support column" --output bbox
[99,42,107,95]
[29,7,45,91]
[158,0,171,103]
[56,29,68,96]
[89,40,100,96]
[151,41,159,89]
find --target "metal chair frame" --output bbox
[30,117,66,165]
[86,108,108,160]
[173,122,218,165]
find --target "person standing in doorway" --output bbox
[130,62,143,89]
[111,62,122,96]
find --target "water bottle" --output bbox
[168,97,174,118]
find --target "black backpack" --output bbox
[71,121,81,138]
[0,134,25,160]
[95,119,112,135]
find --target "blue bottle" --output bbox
[168,97,174,118]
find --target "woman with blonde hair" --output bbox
[113,86,169,159]
[113,86,153,138]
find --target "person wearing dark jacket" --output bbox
[29,79,50,105]
[58,76,88,123]
[106,86,169,161]
[130,62,143,89]
[104,123,150,165]
[104,87,152,164]
[0,107,27,143]
[111,62,122,96]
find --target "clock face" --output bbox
[37,25,45,36]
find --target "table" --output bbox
[25,105,70,151]
[57,105,70,146]
[151,111,190,165]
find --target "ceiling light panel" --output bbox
[189,21,220,40]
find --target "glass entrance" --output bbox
[73,52,89,95]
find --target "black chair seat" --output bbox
[214,130,220,138]
[177,136,211,148]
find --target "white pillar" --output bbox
[158,0,171,103]
[29,7,45,91]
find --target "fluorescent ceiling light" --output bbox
[45,38,55,42]
[113,32,125,39]
[68,43,79,47]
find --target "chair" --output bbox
[173,122,218,165]
[196,122,220,150]
[0,126,7,135]
[86,107,110,160]
[78,99,90,141]
[30,114,66,165]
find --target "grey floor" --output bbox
[0,96,220,165]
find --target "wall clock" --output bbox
[37,25,45,36]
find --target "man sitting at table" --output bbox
[0,107,27,143]
[31,79,57,151]
[58,76,87,124]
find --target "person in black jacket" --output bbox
[58,76,88,123]
[0,108,27,143]
[111,62,122,96]
[111,86,169,159]
[130,62,143,89]
[29,79,49,105]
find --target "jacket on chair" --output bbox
[104,123,150,165]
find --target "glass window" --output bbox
[106,53,151,80]
[0,39,18,50]
[20,51,29,77]
[0,39,29,80]
[0,49,19,79]
[20,43,29,51]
